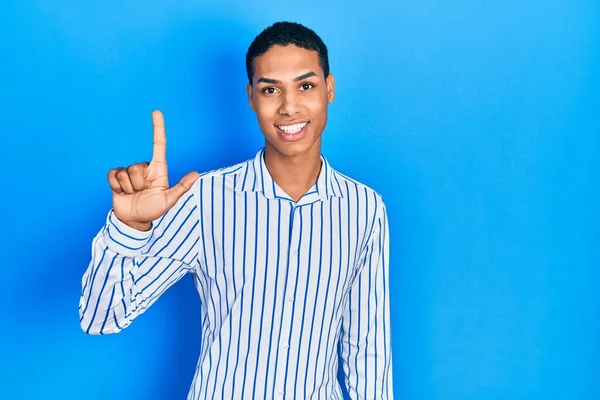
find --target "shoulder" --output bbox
[188,158,249,190]
[332,169,387,213]
[200,161,247,181]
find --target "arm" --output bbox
[78,188,200,335]
[339,203,394,399]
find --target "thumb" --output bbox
[165,171,200,208]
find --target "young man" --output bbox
[79,21,394,399]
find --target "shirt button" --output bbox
[279,391,284,396]
[292,250,298,256]
[288,296,294,303]
[282,344,289,349]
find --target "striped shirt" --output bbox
[79,148,394,399]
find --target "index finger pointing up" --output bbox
[151,110,167,163]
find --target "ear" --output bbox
[326,73,335,103]
[246,82,256,111]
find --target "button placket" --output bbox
[280,206,298,336]
[274,204,300,397]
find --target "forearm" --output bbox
[339,274,394,399]
[79,213,153,334]
[79,199,199,334]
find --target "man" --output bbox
[79,21,394,399]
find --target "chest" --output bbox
[194,194,374,301]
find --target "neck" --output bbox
[263,142,322,202]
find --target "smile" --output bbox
[276,121,308,134]
[275,121,309,142]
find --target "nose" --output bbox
[278,90,300,116]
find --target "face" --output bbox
[247,44,335,158]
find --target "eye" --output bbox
[299,83,314,91]
[261,87,279,94]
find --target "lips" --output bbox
[275,121,309,142]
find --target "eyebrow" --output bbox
[256,71,318,84]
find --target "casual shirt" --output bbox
[79,148,394,399]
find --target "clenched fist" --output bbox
[107,110,199,231]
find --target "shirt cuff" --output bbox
[102,210,154,257]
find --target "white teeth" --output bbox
[277,122,308,134]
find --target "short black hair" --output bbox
[245,21,330,84]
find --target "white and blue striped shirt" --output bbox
[79,148,394,399]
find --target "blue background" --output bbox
[1,1,598,399]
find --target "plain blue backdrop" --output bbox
[1,1,598,399]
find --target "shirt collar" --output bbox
[234,148,344,200]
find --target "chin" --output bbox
[267,141,308,157]
[268,135,322,157]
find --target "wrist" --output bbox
[123,221,152,232]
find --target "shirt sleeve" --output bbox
[78,186,201,335]
[339,202,394,399]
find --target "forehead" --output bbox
[252,45,322,80]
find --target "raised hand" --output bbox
[107,110,199,231]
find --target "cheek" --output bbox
[305,92,328,110]
[307,99,328,119]
[256,109,274,127]
[255,100,279,121]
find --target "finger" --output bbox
[116,168,135,194]
[128,162,150,191]
[151,110,167,164]
[165,171,200,209]
[108,168,125,194]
